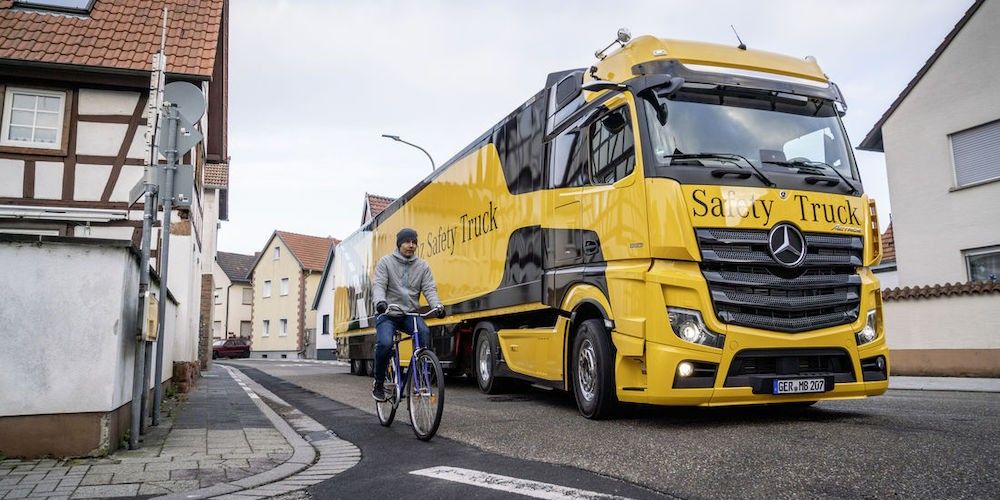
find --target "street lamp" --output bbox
[381,134,436,171]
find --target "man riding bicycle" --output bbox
[371,228,445,401]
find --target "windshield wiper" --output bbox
[762,160,859,195]
[664,153,776,187]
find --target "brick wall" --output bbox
[198,273,214,369]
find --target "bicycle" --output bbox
[374,304,445,441]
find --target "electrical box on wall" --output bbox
[142,291,159,342]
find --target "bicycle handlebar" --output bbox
[384,303,441,318]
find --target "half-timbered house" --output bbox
[0,0,228,457]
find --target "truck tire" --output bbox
[474,323,505,394]
[572,318,617,419]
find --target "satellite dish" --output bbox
[163,81,206,124]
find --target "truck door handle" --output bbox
[583,240,598,256]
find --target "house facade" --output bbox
[0,0,229,457]
[213,251,254,340]
[859,0,999,376]
[311,245,337,359]
[250,231,336,359]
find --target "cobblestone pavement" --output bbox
[0,365,293,499]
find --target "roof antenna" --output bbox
[730,25,747,50]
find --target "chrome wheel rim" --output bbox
[577,338,597,402]
[478,338,492,384]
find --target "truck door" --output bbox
[579,102,648,267]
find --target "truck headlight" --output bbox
[856,309,877,345]
[668,308,725,348]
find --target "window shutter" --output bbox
[952,120,1000,187]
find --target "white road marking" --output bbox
[409,466,630,499]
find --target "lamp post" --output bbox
[381,134,436,171]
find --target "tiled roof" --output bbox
[367,193,395,219]
[276,231,338,272]
[880,223,896,262]
[217,251,254,282]
[204,162,227,189]
[0,0,224,78]
[883,281,1000,301]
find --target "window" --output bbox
[322,314,330,335]
[952,119,1000,188]
[1,87,67,150]
[13,0,94,14]
[547,123,588,188]
[589,107,635,184]
[964,246,1000,282]
[242,287,253,305]
[279,319,288,337]
[213,287,222,305]
[240,320,252,337]
[263,280,272,298]
[262,320,270,337]
[280,278,289,296]
[274,247,280,260]
[212,321,222,338]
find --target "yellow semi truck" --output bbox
[334,33,889,418]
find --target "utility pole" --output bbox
[130,8,167,449]
[151,103,178,427]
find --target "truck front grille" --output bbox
[724,348,857,387]
[697,228,862,332]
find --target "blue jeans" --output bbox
[373,314,430,384]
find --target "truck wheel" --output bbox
[572,319,617,419]
[474,324,505,394]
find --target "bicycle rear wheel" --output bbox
[376,356,398,426]
[407,349,444,441]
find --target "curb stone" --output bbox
[154,366,361,499]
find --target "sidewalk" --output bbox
[0,364,338,499]
[889,376,1000,392]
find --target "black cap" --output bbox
[396,228,418,249]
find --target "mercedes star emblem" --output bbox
[768,223,807,267]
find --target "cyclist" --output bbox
[371,228,445,401]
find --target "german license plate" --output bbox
[773,378,825,394]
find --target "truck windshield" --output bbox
[642,87,858,180]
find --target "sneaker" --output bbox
[372,382,387,402]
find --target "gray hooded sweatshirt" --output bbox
[372,250,442,316]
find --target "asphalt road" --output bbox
[227,360,1000,499]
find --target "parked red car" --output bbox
[212,338,251,359]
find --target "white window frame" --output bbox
[263,280,272,298]
[1,87,67,150]
[322,314,330,335]
[280,278,289,296]
[213,287,222,305]
[262,319,270,337]
[279,318,288,337]
[963,245,1000,282]
[274,247,280,260]
[242,287,253,305]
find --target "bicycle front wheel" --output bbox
[376,357,398,427]
[407,349,444,441]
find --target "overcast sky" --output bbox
[219,0,974,255]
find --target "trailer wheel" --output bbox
[364,359,374,377]
[349,359,359,375]
[572,318,617,419]
[474,324,505,394]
